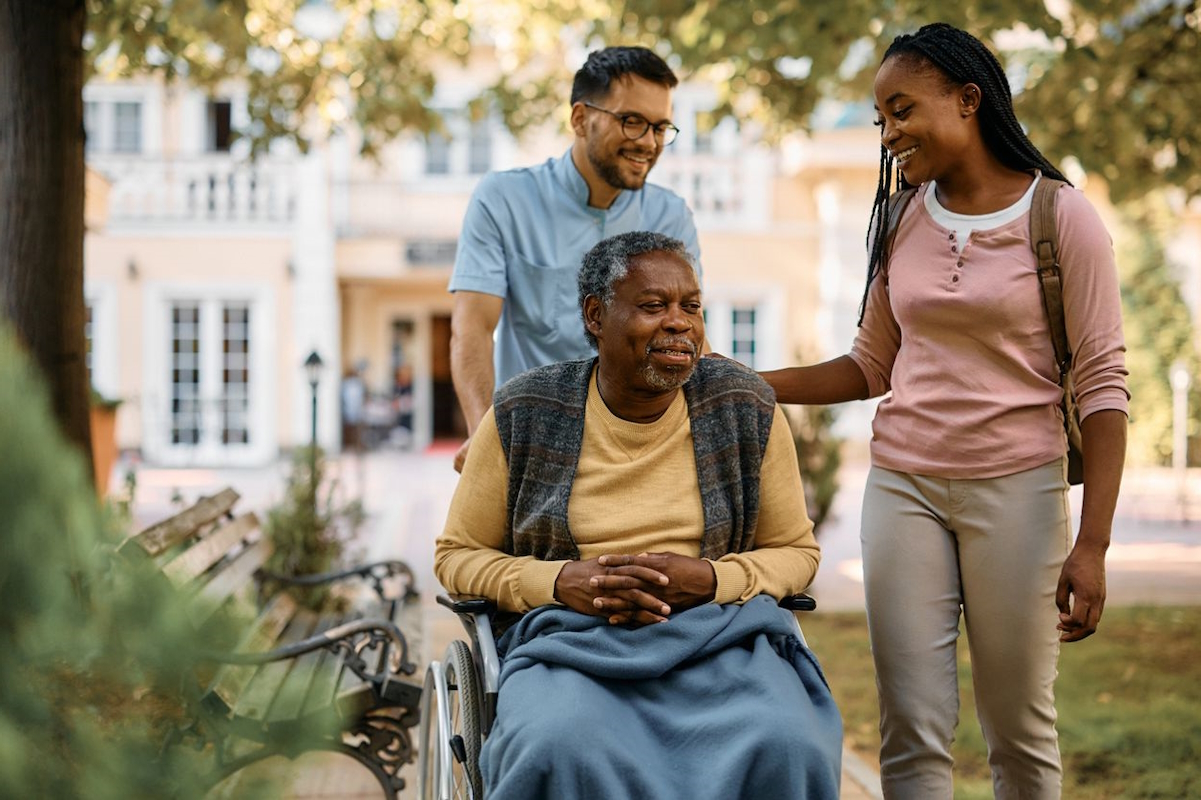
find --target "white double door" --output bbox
[145,288,275,467]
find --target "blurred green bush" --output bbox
[0,325,259,798]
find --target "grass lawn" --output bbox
[802,606,1201,799]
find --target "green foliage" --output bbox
[0,326,349,797]
[804,606,1201,799]
[1015,1,1201,203]
[785,404,842,534]
[582,0,1198,202]
[86,0,470,157]
[0,326,219,798]
[1114,197,1200,465]
[262,446,364,609]
[83,1,1201,200]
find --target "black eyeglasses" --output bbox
[582,102,680,146]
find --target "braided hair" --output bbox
[858,22,1071,324]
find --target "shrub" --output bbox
[262,446,365,609]
[0,325,235,797]
[786,404,842,534]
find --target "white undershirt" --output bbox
[925,174,1040,241]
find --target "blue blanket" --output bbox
[481,595,843,799]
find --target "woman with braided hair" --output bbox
[760,22,1128,798]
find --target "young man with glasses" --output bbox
[448,46,700,471]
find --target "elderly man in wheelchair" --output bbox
[422,231,843,799]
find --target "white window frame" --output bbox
[419,106,498,179]
[702,284,785,371]
[84,281,120,401]
[424,128,451,175]
[467,116,492,174]
[142,282,276,466]
[81,83,162,156]
[112,100,143,153]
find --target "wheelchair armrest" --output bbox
[436,594,501,735]
[437,593,498,615]
[778,593,817,612]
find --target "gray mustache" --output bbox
[647,337,697,355]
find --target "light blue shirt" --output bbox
[449,149,702,386]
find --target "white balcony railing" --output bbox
[90,154,297,227]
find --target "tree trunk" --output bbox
[0,0,92,470]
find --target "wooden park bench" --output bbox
[117,487,423,798]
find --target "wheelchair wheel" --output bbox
[416,643,484,800]
[416,659,445,799]
[443,640,484,799]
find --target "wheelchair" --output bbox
[415,592,817,800]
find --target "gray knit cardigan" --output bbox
[493,357,776,562]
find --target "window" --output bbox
[422,111,496,176]
[84,285,119,401]
[82,97,149,154]
[170,303,202,445]
[84,301,94,383]
[168,300,256,448]
[149,289,272,466]
[730,307,757,368]
[207,100,233,152]
[113,101,142,153]
[424,130,450,175]
[468,117,492,174]
[84,102,101,153]
[703,294,780,373]
[221,304,250,444]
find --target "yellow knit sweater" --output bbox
[435,368,820,613]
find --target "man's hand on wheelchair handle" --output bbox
[452,435,472,473]
[554,558,673,626]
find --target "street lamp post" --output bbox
[1170,360,1192,522]
[304,350,324,499]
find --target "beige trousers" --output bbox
[861,460,1071,800]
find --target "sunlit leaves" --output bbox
[1016,0,1201,202]
[87,0,468,157]
[85,0,1201,198]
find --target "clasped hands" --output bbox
[553,552,717,627]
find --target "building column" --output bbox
[291,142,340,454]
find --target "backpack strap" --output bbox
[1030,176,1086,484]
[881,187,917,285]
[1031,177,1071,375]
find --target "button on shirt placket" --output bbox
[949,232,966,289]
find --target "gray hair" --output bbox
[578,231,694,349]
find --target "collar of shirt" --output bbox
[551,148,633,215]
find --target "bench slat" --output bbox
[204,593,300,717]
[124,488,241,557]
[162,512,260,589]
[189,540,272,626]
[131,483,425,784]
[228,611,322,724]
[265,611,351,725]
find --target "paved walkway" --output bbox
[130,449,1198,799]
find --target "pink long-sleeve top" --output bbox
[849,181,1129,479]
